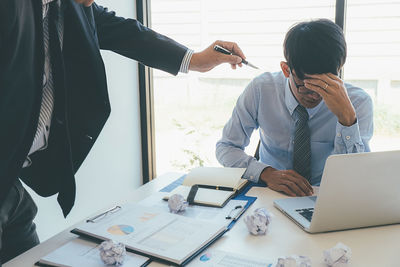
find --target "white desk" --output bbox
[5,172,400,267]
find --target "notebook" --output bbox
[164,167,247,207]
[71,203,227,266]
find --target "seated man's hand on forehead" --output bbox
[304,73,357,127]
[74,0,94,7]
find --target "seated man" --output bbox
[216,19,373,197]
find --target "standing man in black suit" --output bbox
[0,0,247,263]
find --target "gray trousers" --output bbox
[0,179,40,265]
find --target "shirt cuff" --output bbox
[179,49,194,74]
[243,160,270,183]
[335,120,362,151]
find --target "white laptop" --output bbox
[273,150,400,233]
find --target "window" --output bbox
[143,0,399,178]
[344,0,400,151]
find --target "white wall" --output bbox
[28,0,143,241]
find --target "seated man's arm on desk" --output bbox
[216,79,264,182]
[304,74,374,154]
[216,78,313,197]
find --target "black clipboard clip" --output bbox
[225,205,244,220]
[86,205,122,223]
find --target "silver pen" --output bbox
[213,45,259,69]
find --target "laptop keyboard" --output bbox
[296,208,314,222]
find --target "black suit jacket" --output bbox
[0,0,187,216]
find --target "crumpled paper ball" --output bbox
[276,255,312,267]
[168,194,188,213]
[244,208,272,235]
[323,242,351,267]
[99,240,126,266]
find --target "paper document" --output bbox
[37,238,150,267]
[139,192,248,226]
[188,249,273,267]
[73,203,227,265]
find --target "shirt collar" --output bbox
[284,77,324,119]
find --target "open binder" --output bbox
[71,203,228,266]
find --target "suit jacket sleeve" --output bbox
[92,3,188,76]
[0,6,2,50]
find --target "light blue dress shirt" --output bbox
[216,71,373,185]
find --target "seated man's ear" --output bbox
[280,61,290,77]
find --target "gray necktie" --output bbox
[293,105,311,181]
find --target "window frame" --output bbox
[136,0,156,183]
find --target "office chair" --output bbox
[254,140,261,160]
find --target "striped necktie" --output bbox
[293,105,311,181]
[30,1,62,154]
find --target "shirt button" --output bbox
[250,176,254,179]
[346,136,351,140]
[337,133,341,137]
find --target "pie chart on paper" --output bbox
[199,253,212,261]
[107,225,134,236]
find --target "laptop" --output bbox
[273,150,400,233]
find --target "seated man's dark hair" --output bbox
[283,19,347,80]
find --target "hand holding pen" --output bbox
[189,40,248,72]
[214,45,258,69]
